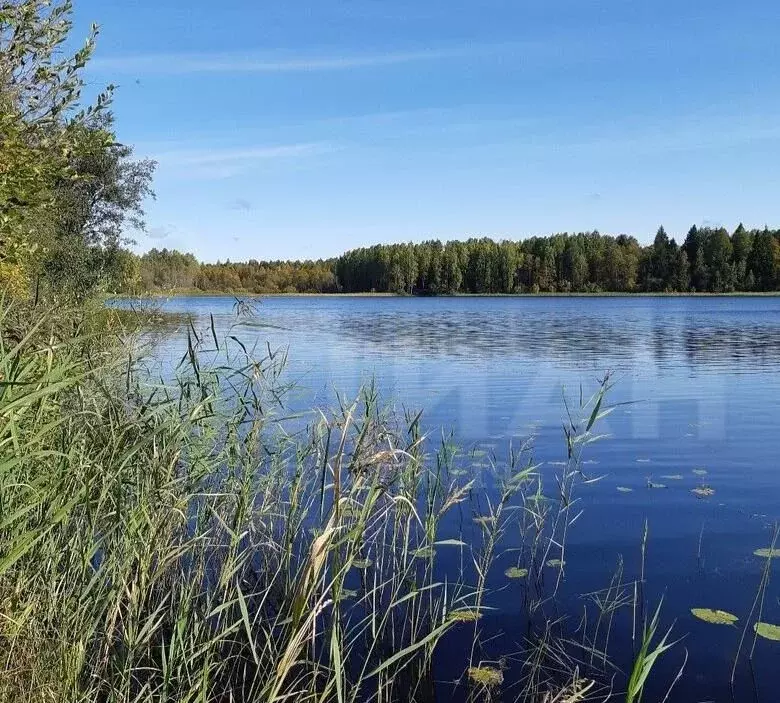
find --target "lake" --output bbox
[126,295,780,701]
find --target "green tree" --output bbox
[1,0,113,296]
[731,223,752,289]
[43,113,156,298]
[704,228,733,291]
[442,242,463,292]
[671,247,690,291]
[645,226,673,290]
[748,229,777,291]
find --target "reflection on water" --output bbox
[328,300,780,371]
[117,295,780,702]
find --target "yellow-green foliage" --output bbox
[0,304,482,703]
[690,608,739,625]
[468,666,504,687]
[1,0,112,298]
[754,622,780,641]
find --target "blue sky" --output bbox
[76,0,780,261]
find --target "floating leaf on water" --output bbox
[647,482,667,489]
[450,468,468,477]
[352,558,373,570]
[661,474,684,480]
[435,539,467,547]
[337,589,359,600]
[616,486,633,493]
[691,486,715,498]
[471,450,488,458]
[754,622,780,641]
[691,608,738,625]
[636,458,651,463]
[413,547,436,558]
[473,516,497,527]
[693,469,708,476]
[507,472,533,487]
[582,474,607,485]
[754,548,780,558]
[467,666,504,687]
[447,609,482,623]
[546,559,565,568]
[504,567,528,579]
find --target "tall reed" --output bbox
[0,303,670,703]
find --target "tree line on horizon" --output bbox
[130,224,780,295]
[3,3,779,302]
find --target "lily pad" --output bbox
[504,567,529,579]
[450,468,468,477]
[352,558,373,570]
[693,469,708,476]
[754,548,780,558]
[616,486,633,493]
[447,609,482,623]
[691,608,738,625]
[467,666,503,687]
[546,559,565,568]
[647,482,667,489]
[691,486,715,498]
[754,622,780,641]
[661,474,683,480]
[435,539,467,547]
[413,547,436,558]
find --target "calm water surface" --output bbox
[127,295,780,701]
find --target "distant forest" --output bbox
[130,225,780,295]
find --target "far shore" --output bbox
[106,290,780,300]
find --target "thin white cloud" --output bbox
[155,142,332,167]
[90,47,480,75]
[149,141,336,180]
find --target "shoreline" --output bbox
[106,290,780,299]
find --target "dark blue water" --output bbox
[122,295,780,701]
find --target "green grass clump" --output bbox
[0,304,481,703]
[0,303,692,703]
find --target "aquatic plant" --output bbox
[0,303,688,703]
[691,609,739,625]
